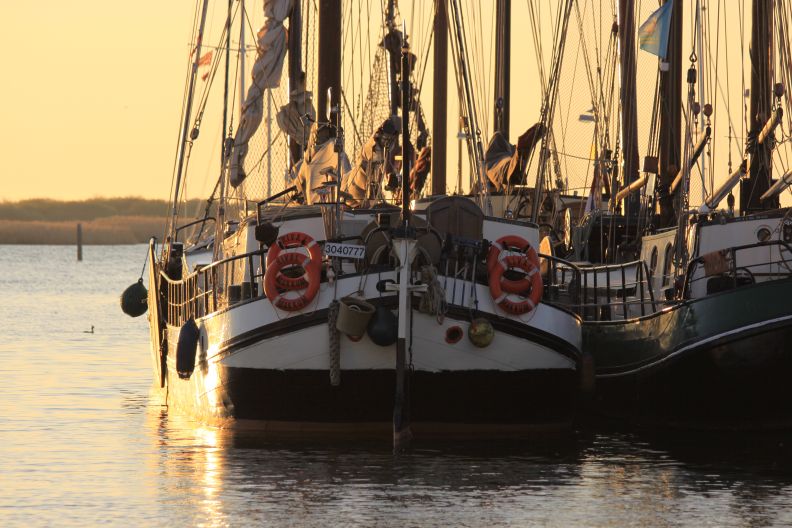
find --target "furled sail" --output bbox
[295,124,351,205]
[230,0,293,188]
[276,77,315,148]
[342,118,400,207]
[483,124,544,191]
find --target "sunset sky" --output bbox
[0,1,772,205]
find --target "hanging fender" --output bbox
[488,255,543,315]
[264,252,321,312]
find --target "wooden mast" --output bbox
[288,2,303,163]
[657,0,682,228]
[317,0,341,129]
[431,0,448,195]
[742,0,775,213]
[618,0,640,218]
[494,0,511,139]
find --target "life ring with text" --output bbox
[487,235,541,294]
[264,252,320,311]
[266,232,321,291]
[488,254,543,315]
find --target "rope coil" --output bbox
[328,300,341,386]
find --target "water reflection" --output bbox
[142,397,792,527]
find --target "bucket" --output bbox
[336,297,375,337]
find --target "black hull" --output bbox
[164,366,580,435]
[594,321,792,430]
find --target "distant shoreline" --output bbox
[0,217,166,245]
[0,197,203,244]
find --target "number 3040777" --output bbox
[324,242,366,260]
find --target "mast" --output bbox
[431,0,448,195]
[238,0,246,123]
[170,0,211,233]
[393,29,414,453]
[317,0,341,128]
[618,0,640,218]
[288,1,303,163]
[386,0,400,117]
[494,0,511,139]
[218,0,233,218]
[742,0,775,214]
[657,0,682,228]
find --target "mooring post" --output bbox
[77,223,83,261]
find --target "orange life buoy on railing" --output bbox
[487,235,541,294]
[266,231,322,291]
[488,255,543,315]
[264,252,320,311]
[266,232,322,269]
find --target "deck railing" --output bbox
[159,247,267,326]
[683,240,792,299]
[541,255,657,321]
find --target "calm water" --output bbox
[2,245,792,526]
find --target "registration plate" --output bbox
[324,242,366,259]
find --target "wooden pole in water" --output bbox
[77,223,83,261]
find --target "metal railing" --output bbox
[541,255,657,321]
[682,240,792,299]
[159,247,267,326]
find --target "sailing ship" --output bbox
[124,0,594,447]
[542,0,792,429]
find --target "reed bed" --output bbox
[0,216,168,245]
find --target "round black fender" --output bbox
[176,318,200,380]
[120,279,148,317]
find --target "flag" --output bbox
[197,50,213,67]
[638,1,673,59]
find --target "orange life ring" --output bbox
[487,235,541,294]
[488,254,543,315]
[264,252,320,311]
[266,231,321,291]
[266,231,322,270]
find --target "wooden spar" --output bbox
[494,0,511,139]
[170,0,211,234]
[618,0,640,218]
[393,32,413,453]
[431,0,448,196]
[401,35,412,226]
[317,0,341,127]
[743,0,775,213]
[238,0,245,123]
[386,0,400,117]
[222,0,232,166]
[288,1,303,163]
[657,0,682,228]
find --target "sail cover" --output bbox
[230,0,293,188]
[295,124,351,205]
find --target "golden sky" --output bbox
[0,1,773,206]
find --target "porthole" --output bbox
[757,226,772,242]
[662,244,674,286]
[649,247,659,277]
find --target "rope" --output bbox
[418,265,447,323]
[328,300,341,386]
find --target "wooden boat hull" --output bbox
[153,293,586,436]
[586,278,792,429]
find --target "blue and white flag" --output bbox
[638,1,673,59]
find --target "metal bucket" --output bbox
[336,297,375,337]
